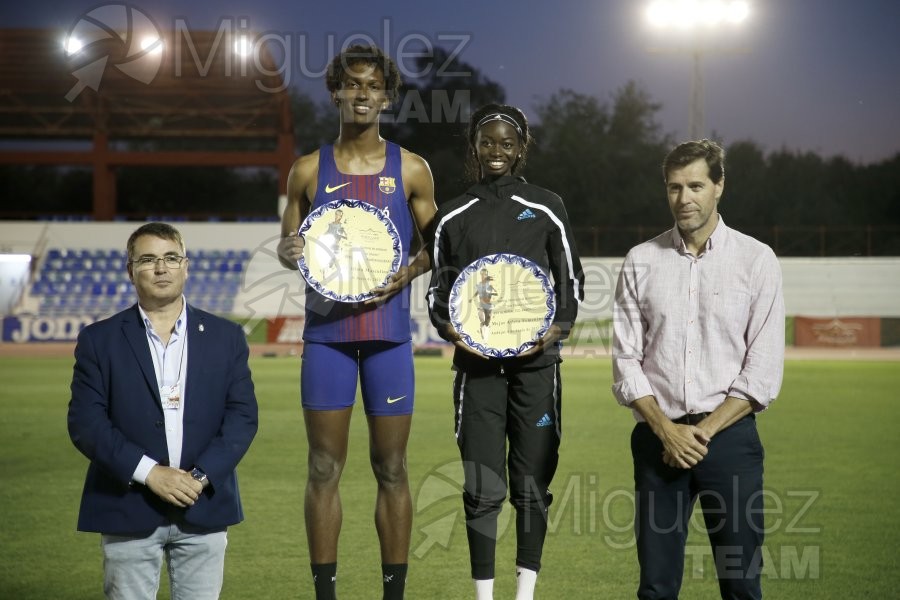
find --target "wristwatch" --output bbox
[190,467,208,487]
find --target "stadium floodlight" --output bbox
[234,36,253,58]
[64,36,84,55]
[645,0,677,28]
[726,1,750,24]
[644,0,751,138]
[646,0,749,29]
[140,36,163,55]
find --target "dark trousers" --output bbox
[452,362,562,579]
[632,415,765,600]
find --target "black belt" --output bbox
[672,412,710,425]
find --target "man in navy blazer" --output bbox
[68,222,258,600]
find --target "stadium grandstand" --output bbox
[0,26,298,331]
[29,247,248,316]
[0,27,295,221]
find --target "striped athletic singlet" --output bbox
[302,142,414,342]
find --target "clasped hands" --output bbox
[145,465,204,508]
[660,423,712,469]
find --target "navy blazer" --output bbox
[68,303,258,535]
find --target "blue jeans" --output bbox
[631,415,765,600]
[101,523,227,600]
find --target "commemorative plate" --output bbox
[449,253,555,357]
[297,199,402,302]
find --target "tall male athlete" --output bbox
[276,45,437,600]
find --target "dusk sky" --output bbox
[4,0,899,164]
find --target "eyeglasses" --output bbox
[129,255,187,271]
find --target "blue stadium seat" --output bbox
[34,246,250,317]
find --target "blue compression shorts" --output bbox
[300,340,414,416]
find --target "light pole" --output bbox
[645,0,750,139]
[690,49,704,139]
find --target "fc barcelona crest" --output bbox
[378,176,397,194]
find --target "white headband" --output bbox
[475,112,524,139]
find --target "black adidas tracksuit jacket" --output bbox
[427,175,585,370]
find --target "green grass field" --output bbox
[1,355,898,599]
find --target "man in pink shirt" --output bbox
[612,139,784,599]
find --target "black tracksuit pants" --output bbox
[452,361,562,580]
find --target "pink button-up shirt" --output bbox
[612,217,784,421]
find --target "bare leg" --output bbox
[304,407,353,562]
[367,414,413,563]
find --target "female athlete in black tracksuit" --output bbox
[426,103,584,600]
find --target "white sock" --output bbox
[474,578,494,600]
[515,567,538,600]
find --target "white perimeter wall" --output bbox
[2,221,899,320]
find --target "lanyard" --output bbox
[152,326,186,407]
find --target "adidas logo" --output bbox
[517,208,536,221]
[536,412,553,427]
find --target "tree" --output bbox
[605,81,672,226]
[528,89,611,226]
[863,153,900,254]
[389,46,507,200]
[290,89,338,155]
[722,140,770,225]
[527,82,671,253]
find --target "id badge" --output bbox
[160,384,180,410]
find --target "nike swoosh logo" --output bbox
[386,395,406,404]
[325,182,351,193]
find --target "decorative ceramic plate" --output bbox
[449,253,555,357]
[298,199,401,302]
